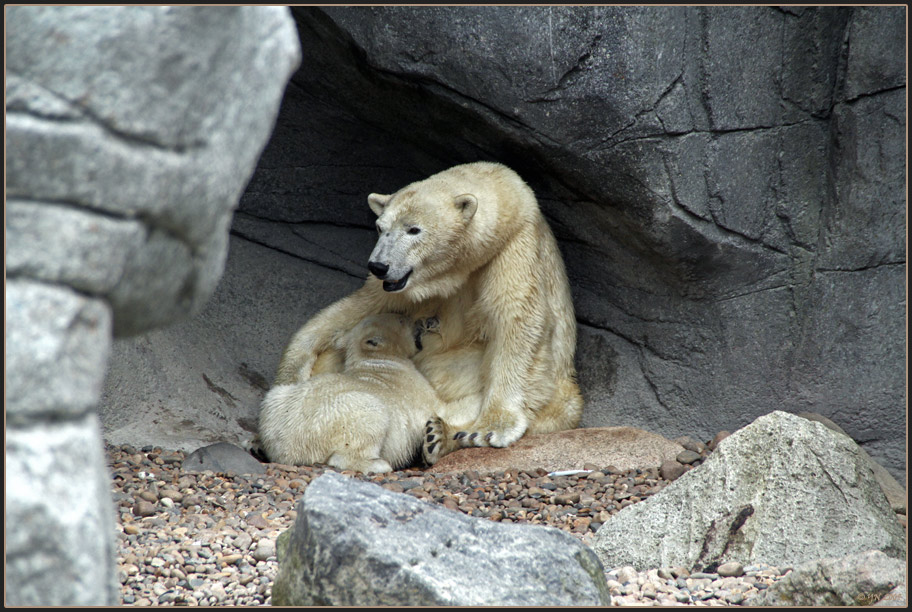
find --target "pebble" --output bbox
[105,436,791,606]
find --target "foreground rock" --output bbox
[272,471,611,606]
[593,411,906,571]
[6,6,300,606]
[745,550,906,606]
[427,427,684,474]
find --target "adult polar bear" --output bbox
[274,161,583,463]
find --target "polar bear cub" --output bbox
[258,313,440,473]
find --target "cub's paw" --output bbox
[423,416,446,465]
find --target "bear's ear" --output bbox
[454,194,477,223]
[368,193,391,217]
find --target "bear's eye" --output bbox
[407,227,422,235]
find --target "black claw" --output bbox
[454,431,467,440]
[427,442,438,455]
[426,434,435,443]
[426,426,433,434]
[469,432,478,442]
[485,432,494,442]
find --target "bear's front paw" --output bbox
[453,430,495,448]
[423,416,446,465]
[453,429,518,449]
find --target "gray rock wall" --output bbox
[98,7,905,481]
[5,6,300,605]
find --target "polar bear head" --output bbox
[367,189,477,298]
[339,313,421,363]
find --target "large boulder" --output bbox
[591,411,906,571]
[97,6,905,485]
[5,6,300,605]
[427,427,684,475]
[272,471,612,606]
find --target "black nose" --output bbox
[368,261,389,279]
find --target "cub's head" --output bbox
[367,182,478,300]
[339,313,422,363]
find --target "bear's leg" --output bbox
[453,406,529,449]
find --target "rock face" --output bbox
[272,471,612,606]
[5,6,300,605]
[427,427,684,475]
[98,6,905,484]
[591,411,906,572]
[745,550,907,606]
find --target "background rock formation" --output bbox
[99,6,905,482]
[6,6,300,605]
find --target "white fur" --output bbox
[274,162,583,462]
[259,314,440,472]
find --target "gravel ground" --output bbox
[108,443,790,606]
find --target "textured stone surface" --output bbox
[5,6,301,607]
[6,5,302,336]
[5,414,120,606]
[745,550,907,606]
[273,471,611,606]
[592,411,906,571]
[182,442,266,475]
[6,280,112,424]
[98,6,904,485]
[427,427,684,475]
[797,412,906,515]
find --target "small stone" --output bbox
[675,449,702,465]
[234,533,253,551]
[220,554,243,566]
[252,540,276,561]
[139,490,158,503]
[123,523,141,535]
[132,500,157,517]
[674,436,706,454]
[708,430,731,451]
[617,566,639,585]
[159,488,183,502]
[717,561,744,577]
[660,460,686,481]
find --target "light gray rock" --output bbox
[592,411,906,571]
[6,280,112,425]
[273,471,612,606]
[745,550,906,606]
[5,414,120,606]
[5,6,301,607]
[797,412,906,515]
[182,442,266,475]
[6,5,302,336]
